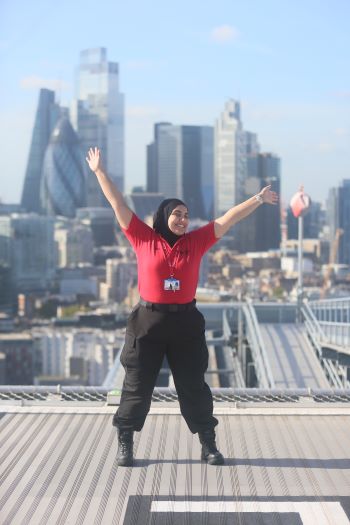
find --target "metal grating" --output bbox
[1,387,350,404]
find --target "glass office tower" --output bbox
[327,180,350,264]
[244,153,281,252]
[40,117,86,218]
[21,89,61,213]
[72,48,124,206]
[214,99,246,217]
[146,123,214,220]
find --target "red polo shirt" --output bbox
[122,213,218,303]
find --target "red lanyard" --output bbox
[160,239,182,277]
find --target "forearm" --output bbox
[214,195,262,238]
[94,168,132,228]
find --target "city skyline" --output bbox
[1,0,349,206]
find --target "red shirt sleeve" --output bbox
[188,221,218,255]
[121,213,154,249]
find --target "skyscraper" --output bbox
[40,117,86,217]
[21,89,61,213]
[240,153,281,252]
[146,122,171,193]
[72,48,124,206]
[327,180,350,264]
[146,123,214,220]
[0,214,56,292]
[214,99,246,217]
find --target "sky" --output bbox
[1,0,349,208]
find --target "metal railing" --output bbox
[309,297,350,348]
[301,301,346,388]
[241,302,275,389]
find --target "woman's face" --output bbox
[167,205,189,235]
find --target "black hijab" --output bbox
[153,198,188,247]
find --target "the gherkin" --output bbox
[40,117,86,217]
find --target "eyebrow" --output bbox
[172,210,189,216]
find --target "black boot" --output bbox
[117,429,134,467]
[199,429,224,465]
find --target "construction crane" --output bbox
[321,228,343,298]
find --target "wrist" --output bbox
[254,194,264,205]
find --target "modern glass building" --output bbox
[125,192,164,222]
[76,208,116,247]
[0,214,56,292]
[214,99,246,217]
[240,153,281,253]
[21,89,61,213]
[146,123,214,220]
[40,117,86,218]
[71,48,124,206]
[327,180,350,264]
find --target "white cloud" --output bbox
[333,90,350,98]
[20,76,71,91]
[316,142,335,153]
[334,127,348,137]
[210,25,239,44]
[126,105,160,118]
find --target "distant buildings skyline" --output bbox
[10,47,350,271]
[21,47,125,216]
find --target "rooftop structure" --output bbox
[1,299,350,523]
[1,387,350,524]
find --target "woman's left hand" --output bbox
[259,185,279,205]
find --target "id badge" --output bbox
[164,277,180,291]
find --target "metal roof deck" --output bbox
[1,395,350,524]
[259,323,330,389]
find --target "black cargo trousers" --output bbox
[113,303,218,433]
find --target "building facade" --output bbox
[0,334,36,384]
[240,153,281,252]
[327,180,350,264]
[40,117,86,218]
[0,214,56,292]
[101,258,137,303]
[21,89,61,213]
[214,99,246,217]
[72,48,125,206]
[147,123,214,220]
[36,328,117,385]
[76,208,116,247]
[55,222,94,267]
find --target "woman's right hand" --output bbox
[86,147,102,173]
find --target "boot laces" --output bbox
[120,441,131,454]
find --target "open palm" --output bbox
[260,185,279,205]
[86,147,102,173]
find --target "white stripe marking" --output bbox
[150,501,349,524]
